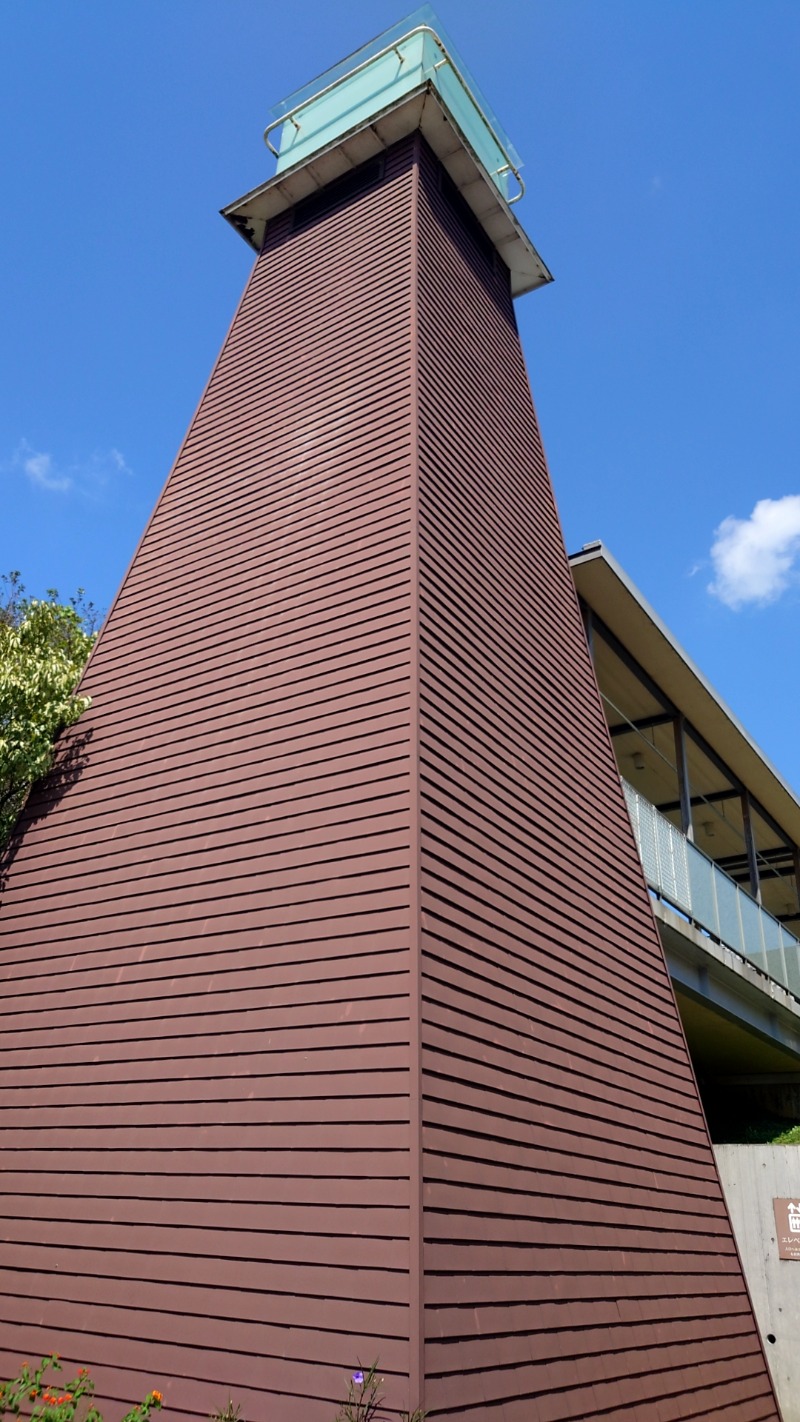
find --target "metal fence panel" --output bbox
[622,779,800,1001]
[687,841,719,938]
[654,812,691,912]
[781,928,800,999]
[738,890,770,977]
[713,866,745,956]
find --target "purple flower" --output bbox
[352,1372,365,1386]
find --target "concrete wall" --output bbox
[715,1145,800,1422]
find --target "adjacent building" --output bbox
[571,542,800,1116]
[571,541,800,1421]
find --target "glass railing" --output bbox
[263,6,523,201]
[622,779,800,1000]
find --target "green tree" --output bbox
[0,572,97,848]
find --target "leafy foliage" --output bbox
[772,1123,800,1145]
[727,1115,800,1145]
[333,1363,426,1422]
[4,1356,427,1422]
[0,572,97,848]
[0,1355,161,1422]
[334,1365,386,1422]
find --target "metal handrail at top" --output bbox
[263,25,525,205]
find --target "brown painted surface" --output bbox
[0,134,780,1421]
[0,141,418,1422]
[412,143,779,1420]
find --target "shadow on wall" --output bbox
[0,725,94,899]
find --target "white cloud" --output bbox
[9,440,132,497]
[16,440,72,492]
[708,495,800,609]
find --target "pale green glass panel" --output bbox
[714,868,744,955]
[738,890,769,976]
[687,841,719,937]
[268,7,518,199]
[274,30,428,173]
[781,926,800,998]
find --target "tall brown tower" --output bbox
[0,14,781,1422]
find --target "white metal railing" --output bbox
[622,778,800,1000]
[263,24,526,203]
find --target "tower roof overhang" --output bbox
[222,31,552,298]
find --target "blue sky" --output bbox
[3,1,800,788]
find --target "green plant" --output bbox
[210,1405,241,1422]
[0,573,97,848]
[772,1123,800,1145]
[334,1363,426,1422]
[0,1355,162,1422]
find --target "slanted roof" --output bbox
[570,540,800,853]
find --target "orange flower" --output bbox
[29,1390,38,1400]
[152,1391,163,1404]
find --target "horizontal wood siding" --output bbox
[0,125,780,1422]
[414,141,780,1420]
[0,142,419,1420]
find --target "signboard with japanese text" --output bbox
[773,1199,800,1261]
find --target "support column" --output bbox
[580,598,595,663]
[673,714,694,841]
[741,789,762,904]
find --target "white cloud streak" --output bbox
[16,440,72,492]
[708,495,800,609]
[9,440,133,497]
